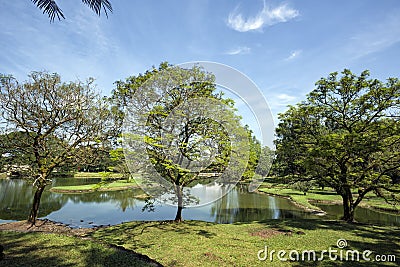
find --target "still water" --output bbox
[0,178,399,228]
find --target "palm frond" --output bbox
[31,0,113,22]
[81,0,113,18]
[31,0,65,22]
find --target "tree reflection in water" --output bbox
[0,179,67,220]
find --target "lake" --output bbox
[0,178,399,228]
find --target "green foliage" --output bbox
[241,130,261,180]
[291,181,315,195]
[0,71,114,222]
[256,145,274,177]
[275,69,400,221]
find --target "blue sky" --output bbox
[1,0,400,138]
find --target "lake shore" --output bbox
[258,183,399,215]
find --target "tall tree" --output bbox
[114,63,250,222]
[31,0,112,22]
[255,146,274,177]
[275,69,400,222]
[241,129,261,181]
[0,71,114,224]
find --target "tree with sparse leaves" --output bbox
[0,71,114,224]
[275,69,400,222]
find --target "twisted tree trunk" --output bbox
[28,183,46,225]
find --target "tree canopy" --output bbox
[113,63,251,221]
[275,69,400,222]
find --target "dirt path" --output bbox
[0,219,94,237]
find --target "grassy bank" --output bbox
[0,231,157,267]
[0,173,6,179]
[91,219,399,266]
[50,180,148,197]
[73,172,124,179]
[258,178,399,214]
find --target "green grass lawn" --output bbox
[1,220,399,266]
[258,187,341,211]
[0,231,155,267]
[50,179,145,194]
[91,219,400,267]
[73,172,124,179]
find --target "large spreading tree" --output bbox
[114,63,251,222]
[275,69,400,222]
[0,71,114,224]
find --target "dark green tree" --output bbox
[31,0,112,22]
[255,146,274,177]
[241,129,261,181]
[275,69,400,222]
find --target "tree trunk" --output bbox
[174,185,183,222]
[175,205,183,222]
[28,183,46,225]
[340,193,355,222]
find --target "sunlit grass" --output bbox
[92,220,400,267]
[73,172,124,179]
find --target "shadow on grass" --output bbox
[0,231,162,267]
[90,219,399,266]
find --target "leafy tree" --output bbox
[1,132,33,171]
[30,0,112,22]
[275,69,400,222]
[241,129,261,181]
[114,63,250,222]
[292,181,314,195]
[255,146,274,177]
[0,71,114,224]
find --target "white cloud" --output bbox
[263,92,298,111]
[225,46,251,55]
[285,49,302,60]
[275,93,297,102]
[227,2,299,32]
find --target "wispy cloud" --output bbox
[347,13,400,59]
[285,49,302,61]
[264,91,298,111]
[225,46,251,55]
[227,1,299,32]
[275,93,297,102]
